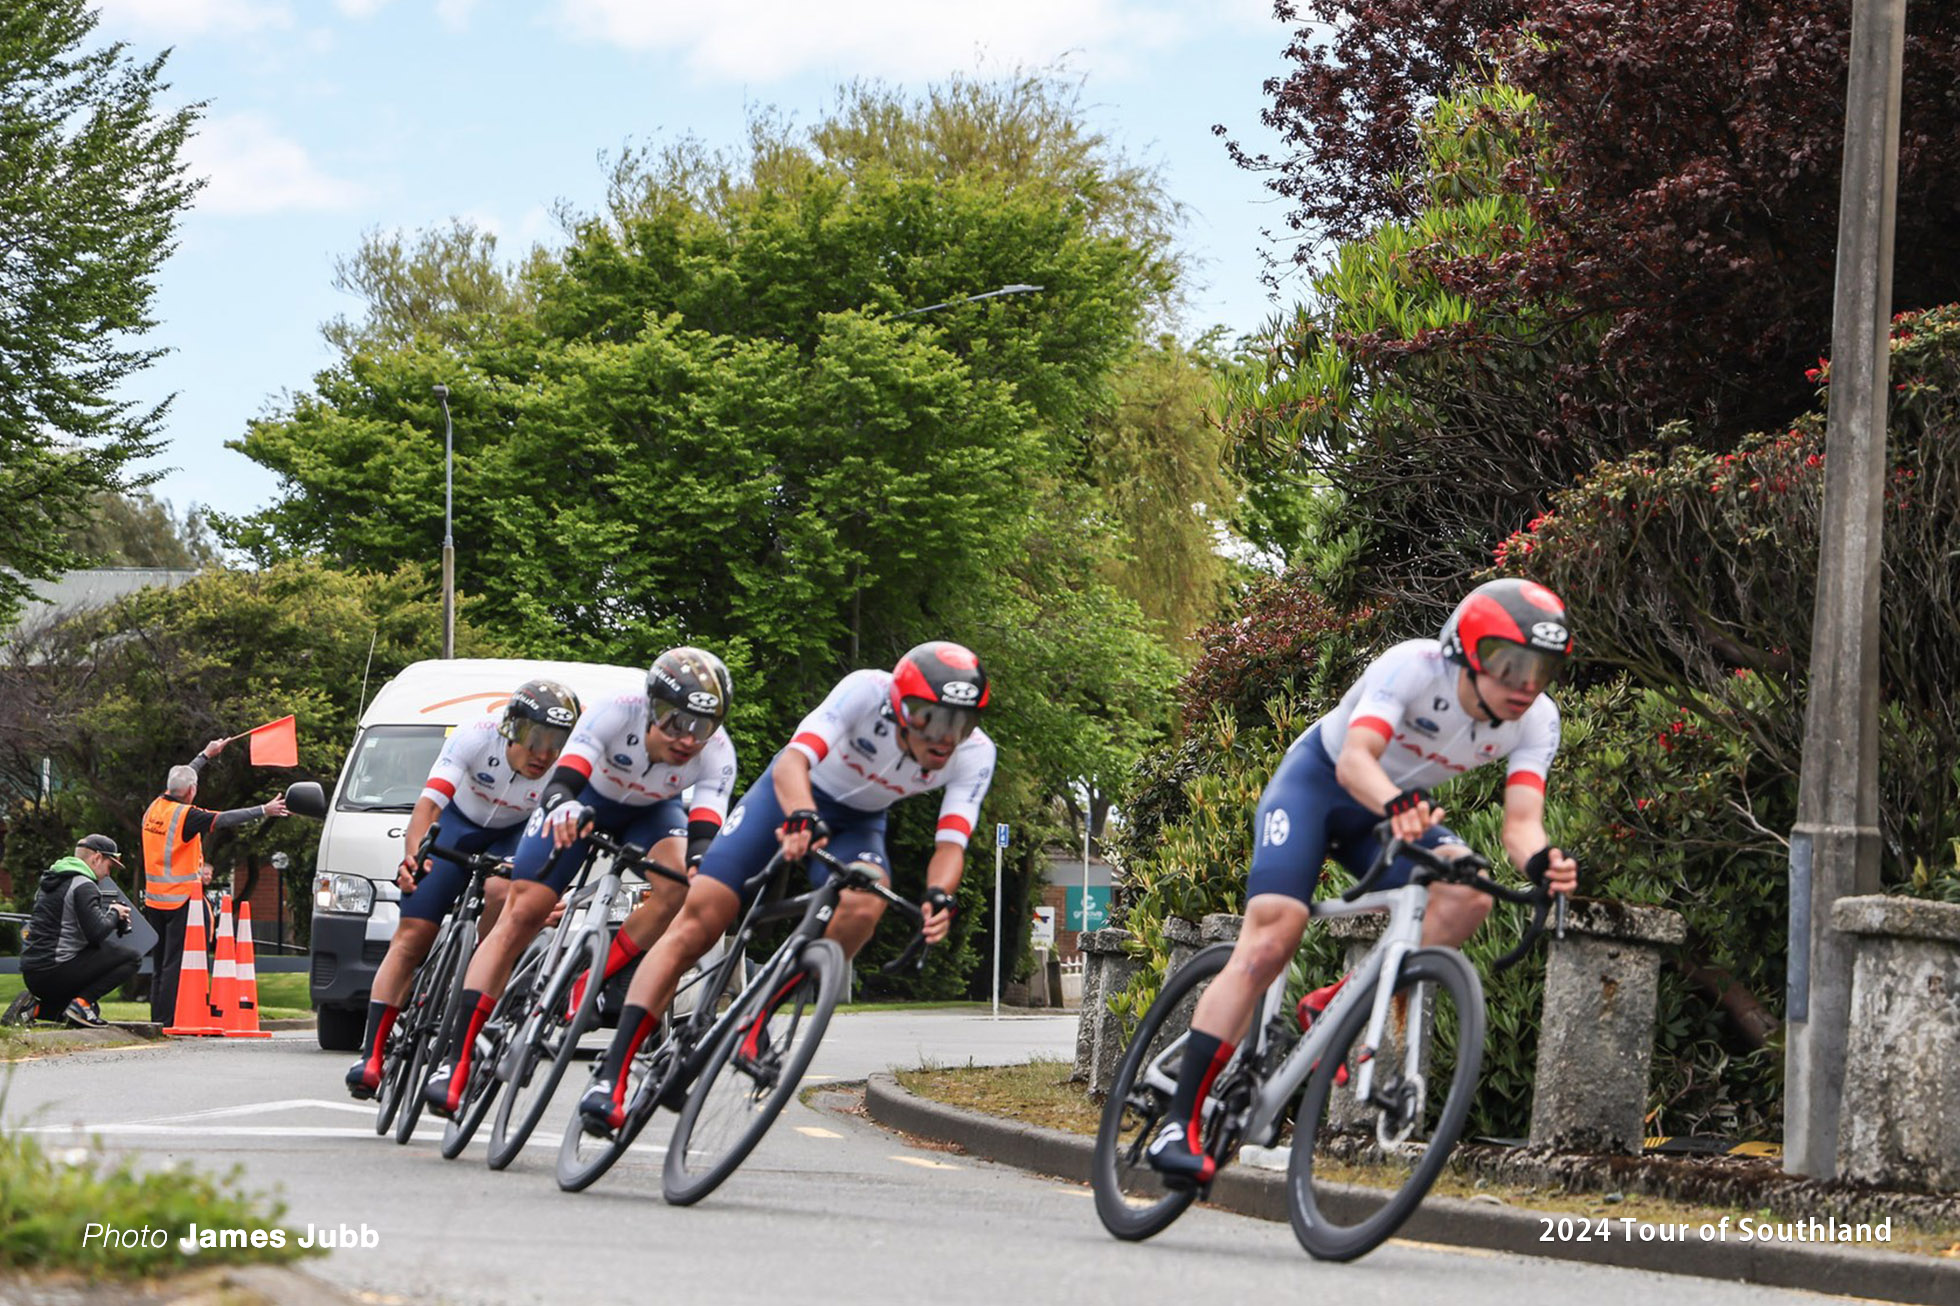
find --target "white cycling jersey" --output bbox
[786,669,996,848]
[1309,639,1560,792]
[557,692,739,822]
[420,717,551,828]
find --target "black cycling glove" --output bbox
[1384,787,1429,818]
[780,809,829,842]
[1523,846,1557,886]
[923,886,957,916]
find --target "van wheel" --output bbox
[316,1003,365,1051]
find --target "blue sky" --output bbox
[91,1,1313,521]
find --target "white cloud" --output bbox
[333,0,392,18]
[94,0,295,36]
[553,0,1196,83]
[185,113,367,216]
[434,0,481,29]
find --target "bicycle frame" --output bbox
[1135,880,1435,1154]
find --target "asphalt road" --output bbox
[4,1014,1851,1306]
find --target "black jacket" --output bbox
[22,860,125,972]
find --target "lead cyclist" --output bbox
[1145,578,1582,1188]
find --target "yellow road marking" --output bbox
[794,1126,843,1139]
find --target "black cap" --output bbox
[77,834,124,866]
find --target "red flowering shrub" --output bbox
[1508,304,1960,878]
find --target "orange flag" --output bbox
[244,715,298,767]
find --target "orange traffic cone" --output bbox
[163,896,222,1036]
[228,901,270,1038]
[209,893,239,1027]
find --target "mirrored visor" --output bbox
[899,698,980,744]
[507,720,573,755]
[648,702,721,743]
[1475,638,1567,692]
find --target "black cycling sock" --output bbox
[1168,1030,1234,1143]
[598,1004,653,1084]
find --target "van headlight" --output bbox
[314,872,375,915]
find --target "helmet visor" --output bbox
[648,702,721,743]
[899,698,980,745]
[506,719,573,756]
[1475,638,1567,692]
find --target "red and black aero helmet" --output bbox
[646,647,732,743]
[890,641,989,744]
[1439,579,1573,692]
[502,679,582,753]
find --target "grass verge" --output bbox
[0,1075,318,1277]
[895,1058,1960,1259]
[0,973,311,1023]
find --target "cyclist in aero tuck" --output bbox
[1146,578,1582,1188]
[421,647,738,1119]
[344,679,580,1100]
[577,640,995,1135]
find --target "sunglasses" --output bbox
[649,703,721,743]
[1475,638,1567,692]
[898,698,980,745]
[507,721,572,754]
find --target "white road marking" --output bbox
[794,1126,843,1139]
[891,1155,962,1171]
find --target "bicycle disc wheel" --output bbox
[554,1038,670,1193]
[440,955,537,1160]
[1287,945,1484,1262]
[1091,941,1232,1240]
[487,930,605,1171]
[662,938,846,1206]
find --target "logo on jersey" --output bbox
[612,753,633,766]
[475,772,495,784]
[687,690,721,713]
[853,737,879,757]
[722,805,747,836]
[1409,717,1440,736]
[627,734,641,747]
[1261,809,1290,847]
[940,680,981,707]
[1530,621,1569,649]
[1432,696,1451,713]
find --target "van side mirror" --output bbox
[285,781,328,819]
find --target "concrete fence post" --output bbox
[1528,899,1686,1154]
[1074,928,1137,1094]
[1833,895,1960,1192]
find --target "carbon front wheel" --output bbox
[661,939,845,1206]
[1090,942,1232,1241]
[487,931,605,1171]
[1287,946,1483,1262]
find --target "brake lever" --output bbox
[881,930,929,975]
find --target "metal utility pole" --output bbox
[893,284,1043,319]
[1784,0,1905,1180]
[434,384,456,659]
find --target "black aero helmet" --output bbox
[889,641,989,744]
[646,647,732,743]
[501,679,582,753]
[1438,578,1573,693]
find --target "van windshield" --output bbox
[336,725,449,812]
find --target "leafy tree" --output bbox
[0,1,202,627]
[323,219,543,358]
[218,73,1194,989]
[60,490,219,568]
[1228,1,1960,442]
[0,561,500,927]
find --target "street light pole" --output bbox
[433,384,455,659]
[1784,0,1904,1181]
[892,283,1043,319]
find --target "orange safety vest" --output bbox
[142,795,204,909]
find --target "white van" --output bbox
[308,657,645,1050]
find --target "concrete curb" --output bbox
[863,1074,1960,1303]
